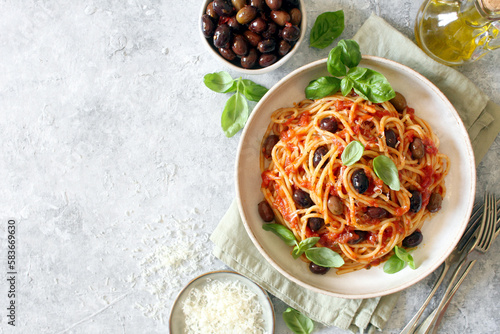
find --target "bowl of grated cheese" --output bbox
[169,270,275,333]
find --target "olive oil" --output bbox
[415,0,499,65]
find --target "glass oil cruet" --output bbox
[415,0,500,65]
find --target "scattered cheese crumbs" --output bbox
[182,280,267,334]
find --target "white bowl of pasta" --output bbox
[235,55,475,298]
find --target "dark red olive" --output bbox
[348,230,368,245]
[282,24,300,42]
[278,40,291,56]
[241,48,258,68]
[213,24,231,48]
[263,134,279,159]
[313,146,328,168]
[266,0,282,10]
[293,188,314,208]
[219,47,236,61]
[289,8,302,25]
[308,217,324,232]
[249,17,267,34]
[385,129,398,148]
[410,137,425,159]
[409,190,422,213]
[250,0,265,10]
[270,10,290,26]
[262,22,278,39]
[202,14,216,38]
[243,30,262,47]
[366,207,388,219]
[319,117,338,133]
[259,53,278,67]
[227,16,241,32]
[309,262,330,275]
[390,92,407,113]
[427,193,443,212]
[257,39,276,53]
[258,201,275,222]
[213,0,234,16]
[206,1,219,19]
[232,34,248,56]
[352,169,369,194]
[402,230,423,248]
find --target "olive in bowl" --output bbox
[199,0,306,74]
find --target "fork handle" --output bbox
[399,264,449,334]
[419,257,476,334]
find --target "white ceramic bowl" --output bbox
[235,56,476,298]
[199,0,306,74]
[169,270,275,333]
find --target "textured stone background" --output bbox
[0,1,498,333]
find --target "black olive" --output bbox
[218,47,236,61]
[250,0,265,10]
[232,34,248,56]
[241,48,258,69]
[293,188,314,208]
[390,92,407,113]
[366,207,388,219]
[319,117,338,133]
[402,230,423,248]
[213,24,231,48]
[263,134,279,159]
[409,190,422,213]
[270,10,290,26]
[206,1,219,19]
[309,262,330,275]
[201,14,216,38]
[259,53,277,67]
[227,16,241,32]
[213,0,234,16]
[352,169,369,194]
[313,146,328,168]
[427,193,443,213]
[282,25,300,42]
[385,129,398,148]
[308,217,324,232]
[278,40,291,56]
[257,39,276,53]
[243,30,262,47]
[410,137,425,159]
[262,22,278,39]
[258,201,275,222]
[266,0,282,10]
[249,17,267,34]
[348,230,368,245]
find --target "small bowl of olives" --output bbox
[200,0,306,74]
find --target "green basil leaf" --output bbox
[346,67,396,103]
[283,308,314,334]
[341,141,364,166]
[373,155,400,191]
[395,246,416,269]
[241,79,268,102]
[327,46,347,77]
[338,39,362,68]
[383,253,406,274]
[305,77,341,99]
[203,71,235,93]
[340,77,354,96]
[409,258,416,270]
[305,247,344,267]
[221,92,248,137]
[292,237,320,259]
[262,223,297,246]
[309,10,345,49]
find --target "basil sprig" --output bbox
[373,155,400,191]
[203,71,268,137]
[283,308,314,334]
[305,77,341,100]
[305,39,396,103]
[262,224,344,268]
[341,140,364,166]
[309,10,345,49]
[383,245,416,274]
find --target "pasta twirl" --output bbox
[259,93,449,274]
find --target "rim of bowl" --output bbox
[199,0,307,74]
[168,270,275,333]
[234,55,476,298]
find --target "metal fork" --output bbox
[417,193,499,334]
[399,200,486,334]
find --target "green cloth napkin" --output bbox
[211,14,500,333]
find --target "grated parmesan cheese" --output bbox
[181,279,267,334]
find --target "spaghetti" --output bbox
[259,92,449,274]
